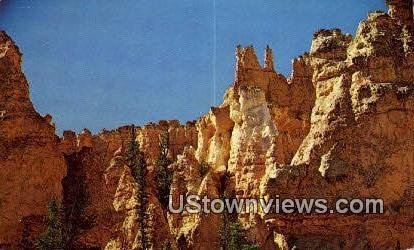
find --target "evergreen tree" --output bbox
[218,173,258,250]
[36,198,66,250]
[219,219,259,250]
[126,125,151,250]
[155,131,173,208]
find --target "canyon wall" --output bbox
[0,31,67,248]
[0,0,413,249]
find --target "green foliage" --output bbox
[155,131,173,208]
[218,173,258,250]
[241,244,260,250]
[37,155,95,249]
[126,125,151,250]
[198,161,210,177]
[36,199,66,250]
[219,220,258,250]
[228,222,246,249]
[218,219,232,249]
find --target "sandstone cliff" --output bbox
[0,0,414,249]
[0,31,66,248]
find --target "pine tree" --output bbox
[219,219,259,250]
[155,131,173,208]
[126,125,151,250]
[36,198,66,250]
[218,173,258,250]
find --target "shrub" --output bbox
[219,220,258,250]
[155,131,173,208]
[126,125,151,249]
[36,199,66,250]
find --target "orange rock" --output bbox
[0,31,66,248]
[1,0,414,248]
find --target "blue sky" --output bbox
[0,0,386,134]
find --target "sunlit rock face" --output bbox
[263,4,414,249]
[1,0,414,249]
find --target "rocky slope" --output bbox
[0,0,414,249]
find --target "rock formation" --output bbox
[0,0,414,249]
[262,7,414,248]
[0,31,66,249]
